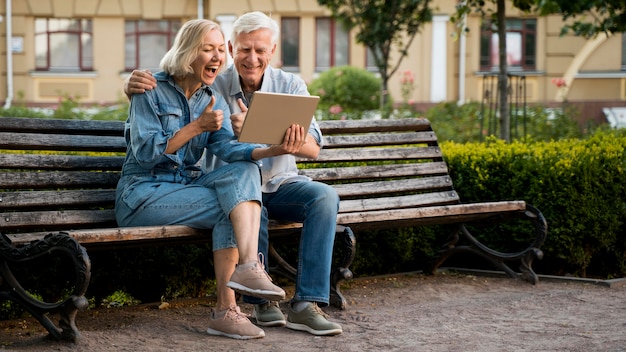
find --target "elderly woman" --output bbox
[115,19,283,340]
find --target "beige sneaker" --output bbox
[206,305,265,340]
[227,259,286,301]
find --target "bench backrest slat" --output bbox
[323,131,438,148]
[0,132,126,152]
[0,154,124,170]
[2,209,117,230]
[0,117,124,135]
[299,162,449,181]
[0,190,115,209]
[0,171,120,189]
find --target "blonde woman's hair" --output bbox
[160,19,223,77]
[231,11,279,48]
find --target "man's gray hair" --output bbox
[231,11,279,46]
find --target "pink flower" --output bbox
[329,104,343,115]
[551,78,567,88]
[401,70,415,84]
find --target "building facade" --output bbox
[0,0,624,122]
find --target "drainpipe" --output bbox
[197,0,203,19]
[3,0,12,109]
[457,2,467,105]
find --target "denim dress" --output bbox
[115,71,262,250]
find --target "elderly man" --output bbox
[125,11,342,338]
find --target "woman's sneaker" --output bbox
[206,305,265,340]
[227,261,286,301]
[286,302,343,336]
[253,302,286,327]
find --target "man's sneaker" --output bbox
[206,305,265,340]
[253,302,286,327]
[227,260,285,301]
[286,302,343,336]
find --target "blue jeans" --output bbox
[115,161,262,251]
[244,180,339,307]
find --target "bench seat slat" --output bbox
[337,201,528,229]
[0,154,124,170]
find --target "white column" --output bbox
[216,14,237,67]
[430,15,449,102]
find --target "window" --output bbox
[315,18,349,71]
[35,18,93,71]
[366,47,381,73]
[125,20,181,71]
[281,17,300,71]
[480,18,536,71]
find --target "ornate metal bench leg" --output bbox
[0,232,91,342]
[329,225,356,310]
[426,204,547,284]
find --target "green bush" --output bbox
[308,65,381,119]
[442,131,626,278]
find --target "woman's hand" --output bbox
[197,96,223,132]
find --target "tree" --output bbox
[534,0,626,38]
[317,0,432,117]
[453,0,535,142]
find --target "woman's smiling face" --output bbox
[190,28,226,87]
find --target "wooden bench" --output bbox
[0,116,547,341]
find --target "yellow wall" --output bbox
[0,0,623,107]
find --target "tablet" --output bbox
[238,91,320,145]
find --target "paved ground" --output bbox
[1,270,625,351]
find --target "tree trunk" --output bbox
[497,0,510,142]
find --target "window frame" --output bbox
[280,17,300,72]
[480,18,536,72]
[124,19,180,72]
[315,17,350,72]
[35,18,93,72]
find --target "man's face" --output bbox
[230,28,276,91]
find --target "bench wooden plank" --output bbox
[1,209,117,231]
[331,176,455,197]
[0,154,124,170]
[339,192,460,213]
[338,201,528,228]
[310,146,443,163]
[323,131,437,148]
[298,161,449,180]
[0,117,124,135]
[0,171,120,189]
[317,118,433,133]
[0,132,126,152]
[0,190,115,209]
